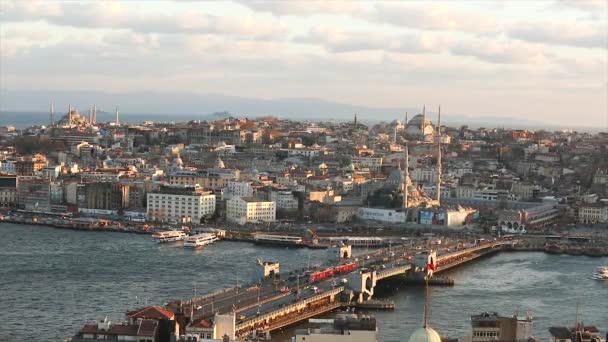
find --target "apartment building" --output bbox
[226,197,276,224]
[147,185,216,223]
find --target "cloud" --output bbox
[370,3,498,33]
[553,0,608,12]
[0,0,286,40]
[296,26,447,53]
[450,39,550,64]
[233,0,364,16]
[1,27,52,42]
[508,21,607,49]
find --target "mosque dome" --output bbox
[172,154,184,170]
[406,113,435,137]
[408,114,431,127]
[214,156,225,169]
[408,327,442,342]
[174,155,183,166]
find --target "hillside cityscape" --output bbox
[1,0,607,342]
[0,105,607,341]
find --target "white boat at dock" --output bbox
[253,234,304,247]
[152,230,188,243]
[184,233,219,248]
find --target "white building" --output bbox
[578,204,607,224]
[226,181,254,199]
[226,197,276,224]
[0,159,15,173]
[269,190,299,209]
[293,315,377,342]
[351,156,383,172]
[358,207,406,223]
[411,168,439,184]
[283,147,326,158]
[147,185,216,223]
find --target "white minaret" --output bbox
[115,106,120,125]
[88,106,92,123]
[49,101,54,126]
[421,105,426,135]
[93,104,97,124]
[436,105,442,205]
[404,142,409,209]
[68,103,72,124]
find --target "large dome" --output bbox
[408,327,442,342]
[408,114,431,127]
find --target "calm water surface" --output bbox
[0,223,606,341]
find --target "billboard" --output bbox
[419,211,445,225]
[419,211,433,225]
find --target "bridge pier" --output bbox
[346,269,377,303]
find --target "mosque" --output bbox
[56,105,93,127]
[404,105,436,138]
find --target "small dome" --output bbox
[174,155,184,166]
[408,327,441,342]
[214,156,225,169]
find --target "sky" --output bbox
[0,0,607,127]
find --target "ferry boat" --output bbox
[590,266,608,280]
[152,230,188,243]
[184,233,219,248]
[253,234,304,247]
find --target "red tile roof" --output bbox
[190,318,214,328]
[127,305,175,320]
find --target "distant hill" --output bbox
[0,89,598,131]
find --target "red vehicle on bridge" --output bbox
[333,262,357,274]
[308,268,334,282]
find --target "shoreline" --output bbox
[1,217,153,235]
[3,217,608,256]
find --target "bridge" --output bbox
[165,238,517,340]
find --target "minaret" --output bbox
[115,106,120,125]
[88,106,92,124]
[49,101,54,126]
[68,103,72,124]
[403,143,409,209]
[394,127,397,143]
[436,105,442,205]
[93,104,97,124]
[354,113,357,128]
[405,112,408,127]
[421,105,426,135]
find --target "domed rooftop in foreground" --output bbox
[408,327,442,342]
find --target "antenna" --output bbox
[404,142,409,209]
[436,105,442,205]
[423,276,430,328]
[574,302,579,333]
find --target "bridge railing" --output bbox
[235,286,344,331]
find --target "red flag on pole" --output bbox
[427,262,435,271]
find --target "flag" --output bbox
[427,262,435,271]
